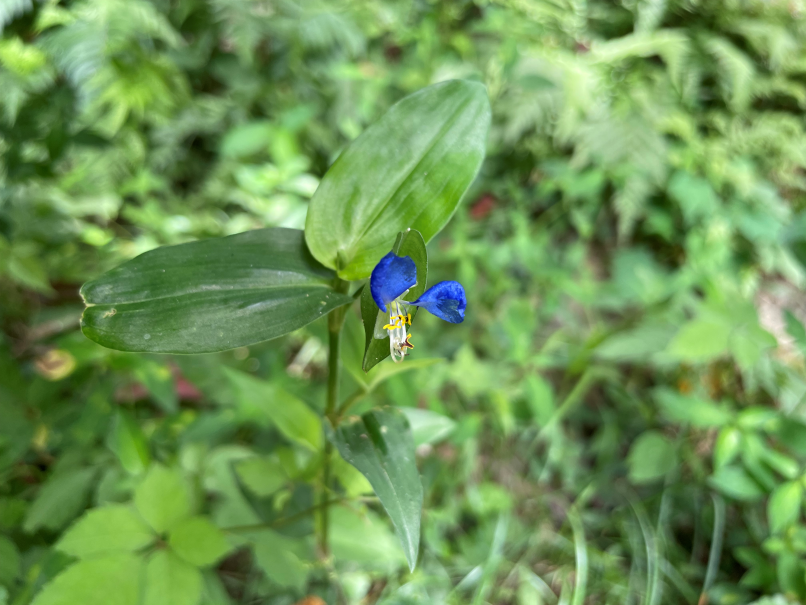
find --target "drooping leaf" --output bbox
[361,229,427,372]
[306,80,490,280]
[81,228,353,353]
[142,551,203,605]
[333,407,423,570]
[169,516,232,567]
[57,506,155,558]
[134,465,191,533]
[223,368,322,451]
[30,554,142,605]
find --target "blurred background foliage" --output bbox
[2,0,806,603]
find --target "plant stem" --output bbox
[317,278,349,560]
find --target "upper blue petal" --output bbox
[410,281,466,323]
[370,252,417,312]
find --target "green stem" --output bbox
[317,278,349,560]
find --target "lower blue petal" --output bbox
[370,252,417,312]
[410,281,466,323]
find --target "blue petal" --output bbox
[410,281,466,323]
[370,252,417,312]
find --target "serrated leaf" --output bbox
[223,368,322,451]
[306,80,490,280]
[361,229,428,372]
[134,465,191,533]
[81,228,353,353]
[333,407,423,570]
[57,506,154,558]
[143,551,202,605]
[30,554,142,605]
[169,516,232,567]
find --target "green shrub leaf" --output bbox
[30,554,142,605]
[305,80,490,280]
[169,516,232,567]
[57,506,155,558]
[81,228,353,353]
[333,406,423,571]
[627,430,677,484]
[134,465,191,534]
[143,551,203,605]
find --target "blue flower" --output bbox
[370,251,466,362]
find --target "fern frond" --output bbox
[613,174,654,240]
[703,36,756,112]
[635,0,666,33]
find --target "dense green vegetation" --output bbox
[2,0,806,603]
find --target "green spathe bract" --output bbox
[305,79,491,280]
[80,228,353,354]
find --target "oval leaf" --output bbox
[333,407,423,571]
[361,229,428,372]
[81,228,353,353]
[306,80,490,280]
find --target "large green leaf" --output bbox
[305,80,490,280]
[333,407,423,571]
[361,229,428,372]
[81,228,353,354]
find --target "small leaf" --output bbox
[224,368,322,451]
[81,228,353,353]
[251,530,308,591]
[306,80,490,280]
[667,318,732,362]
[106,411,150,475]
[57,506,154,558]
[235,456,287,498]
[708,465,764,501]
[627,431,677,484]
[399,408,456,446]
[333,407,423,570]
[143,551,203,605]
[361,229,428,372]
[653,388,733,428]
[169,516,232,567]
[767,481,802,533]
[23,467,96,533]
[30,554,142,605]
[714,426,742,469]
[134,465,191,533]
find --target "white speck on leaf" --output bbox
[143,334,151,340]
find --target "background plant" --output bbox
[3,0,806,604]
